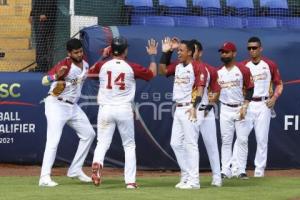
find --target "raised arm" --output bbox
[146,38,158,77]
[41,65,67,86]
[159,37,173,75]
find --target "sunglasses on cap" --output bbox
[247,46,259,51]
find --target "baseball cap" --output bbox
[218,42,237,52]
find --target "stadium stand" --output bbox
[260,0,290,16]
[192,0,223,16]
[212,16,244,28]
[226,0,256,16]
[0,0,34,71]
[125,0,156,15]
[245,16,279,28]
[132,16,175,26]
[158,0,190,15]
[1,0,300,72]
[280,17,300,28]
[175,16,210,27]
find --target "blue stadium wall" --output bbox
[0,26,300,170]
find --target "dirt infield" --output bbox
[0,164,300,177]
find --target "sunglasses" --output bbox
[247,46,259,51]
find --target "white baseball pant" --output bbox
[195,109,221,180]
[170,105,200,185]
[243,101,271,174]
[220,104,250,176]
[41,96,95,178]
[92,104,136,184]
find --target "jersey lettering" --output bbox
[106,71,126,90]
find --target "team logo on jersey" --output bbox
[65,77,83,85]
[235,73,240,77]
[252,72,267,81]
[174,76,190,84]
[218,80,240,88]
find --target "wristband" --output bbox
[150,54,156,63]
[47,74,57,82]
[159,51,172,65]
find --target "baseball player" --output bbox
[240,36,283,177]
[190,39,222,187]
[39,38,95,187]
[216,42,254,180]
[160,38,207,189]
[89,36,158,189]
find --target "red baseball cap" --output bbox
[218,42,237,52]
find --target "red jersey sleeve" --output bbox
[48,58,72,80]
[192,61,207,88]
[236,63,254,89]
[262,57,282,86]
[165,60,179,77]
[88,61,106,80]
[206,64,220,93]
[128,62,154,81]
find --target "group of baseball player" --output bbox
[38,35,283,190]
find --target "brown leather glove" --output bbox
[52,81,66,96]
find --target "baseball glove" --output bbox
[52,81,66,96]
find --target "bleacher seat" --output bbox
[260,0,290,16]
[145,16,175,26]
[159,0,190,15]
[226,0,256,16]
[245,17,278,28]
[212,16,244,28]
[192,0,222,16]
[175,16,210,27]
[131,15,147,25]
[125,0,155,15]
[280,17,300,28]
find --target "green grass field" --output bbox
[0,176,299,200]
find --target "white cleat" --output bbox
[126,183,138,189]
[175,181,186,188]
[254,171,264,178]
[178,182,200,190]
[211,178,222,187]
[68,170,92,183]
[39,176,58,187]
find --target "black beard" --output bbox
[71,57,82,64]
[221,57,232,65]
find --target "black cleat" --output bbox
[221,173,228,179]
[238,173,249,180]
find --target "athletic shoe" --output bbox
[91,162,102,186]
[68,170,92,182]
[238,173,249,180]
[39,176,58,187]
[178,182,200,189]
[221,173,231,179]
[254,171,264,178]
[126,183,138,189]
[175,181,186,188]
[231,168,238,177]
[211,177,222,187]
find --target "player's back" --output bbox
[98,59,135,105]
